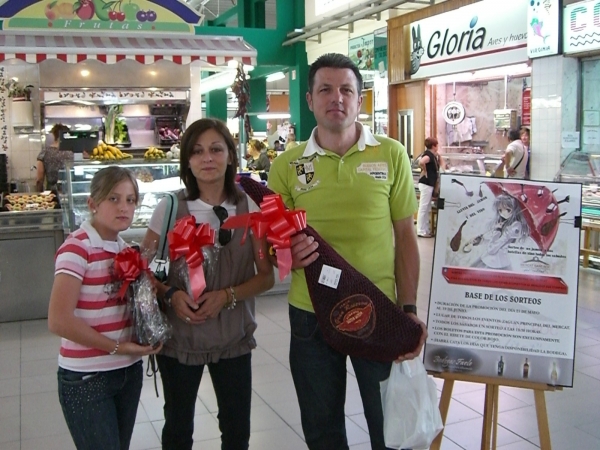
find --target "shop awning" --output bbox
[0,32,256,66]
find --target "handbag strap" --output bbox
[156,192,178,261]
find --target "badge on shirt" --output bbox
[356,162,388,181]
[296,161,315,184]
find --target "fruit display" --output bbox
[3,193,57,212]
[144,147,166,159]
[91,142,133,160]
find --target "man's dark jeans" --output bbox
[156,353,252,450]
[289,305,396,450]
[57,360,143,450]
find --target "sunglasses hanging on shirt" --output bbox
[213,205,232,246]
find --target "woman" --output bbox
[285,132,297,151]
[417,137,440,238]
[141,118,274,450]
[246,138,271,171]
[36,124,73,191]
[521,127,531,179]
[48,166,162,450]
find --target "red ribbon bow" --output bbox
[167,216,216,300]
[222,194,306,280]
[114,247,149,300]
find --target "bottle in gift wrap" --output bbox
[523,358,530,379]
[497,356,504,376]
[550,361,558,385]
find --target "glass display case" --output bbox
[59,159,184,241]
[554,151,600,221]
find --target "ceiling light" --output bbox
[149,71,157,76]
[256,113,291,120]
[200,71,237,94]
[266,72,286,83]
[227,60,254,72]
[80,70,90,77]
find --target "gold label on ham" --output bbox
[331,295,376,338]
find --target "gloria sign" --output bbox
[564,0,600,53]
[409,0,528,79]
[527,0,560,58]
[0,0,203,33]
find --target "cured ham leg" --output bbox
[239,177,423,362]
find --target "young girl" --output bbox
[48,166,162,450]
[470,193,530,270]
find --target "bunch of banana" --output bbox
[91,142,133,160]
[144,147,166,159]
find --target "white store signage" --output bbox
[44,90,188,101]
[409,0,528,80]
[564,0,600,54]
[315,0,351,16]
[527,0,561,58]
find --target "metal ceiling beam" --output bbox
[283,0,429,46]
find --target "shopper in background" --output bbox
[285,131,298,150]
[48,166,162,450]
[500,129,528,179]
[141,118,274,450]
[246,138,271,171]
[416,137,440,238]
[521,127,531,179]
[36,123,73,191]
[268,53,427,450]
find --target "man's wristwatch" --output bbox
[403,304,418,315]
[163,287,178,307]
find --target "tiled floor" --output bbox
[2,238,600,449]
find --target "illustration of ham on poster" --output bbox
[424,174,582,386]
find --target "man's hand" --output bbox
[290,233,319,269]
[395,313,428,363]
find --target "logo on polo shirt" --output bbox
[357,162,388,180]
[296,161,315,184]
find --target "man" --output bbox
[268,53,427,450]
[416,137,440,238]
[499,129,528,179]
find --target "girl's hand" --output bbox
[118,341,163,356]
[195,289,229,320]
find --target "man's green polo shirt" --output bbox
[268,124,418,313]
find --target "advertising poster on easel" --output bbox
[424,174,582,386]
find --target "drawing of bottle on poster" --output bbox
[424,174,582,386]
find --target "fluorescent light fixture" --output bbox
[256,113,291,120]
[294,28,304,33]
[266,72,285,83]
[199,70,237,94]
[74,124,92,130]
[80,70,90,77]
[149,71,157,76]
[358,114,370,120]
[428,63,531,85]
[148,87,159,91]
[227,60,254,72]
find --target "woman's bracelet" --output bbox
[227,286,237,310]
[109,340,119,355]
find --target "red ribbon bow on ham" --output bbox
[167,216,216,300]
[114,247,149,300]
[221,194,306,280]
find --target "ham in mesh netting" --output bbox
[238,177,423,362]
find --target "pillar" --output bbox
[205,89,228,122]
[248,77,267,133]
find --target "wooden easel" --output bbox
[428,372,562,450]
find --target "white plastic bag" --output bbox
[380,359,444,449]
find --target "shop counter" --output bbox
[0,210,64,322]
